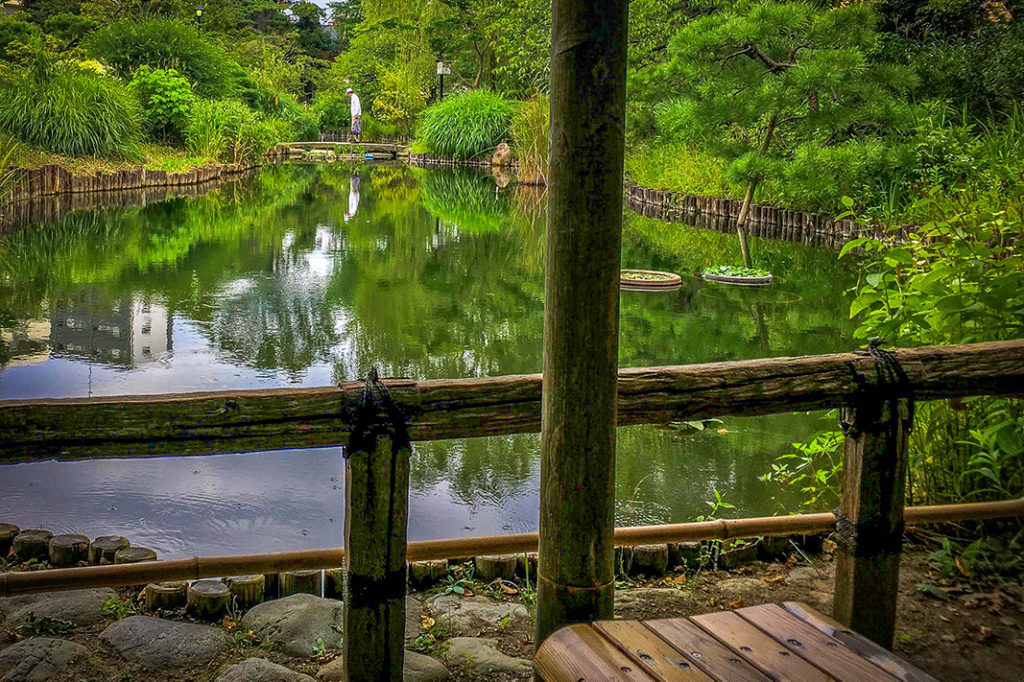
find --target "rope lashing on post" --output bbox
[341,366,412,608]
[835,338,916,555]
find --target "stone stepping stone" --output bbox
[100,615,231,669]
[240,593,343,657]
[0,522,19,557]
[12,530,52,561]
[0,637,91,682]
[316,651,449,682]
[425,594,529,636]
[215,657,315,682]
[444,637,531,677]
[89,536,130,565]
[48,534,90,567]
[1,587,115,630]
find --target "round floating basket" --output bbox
[701,269,773,287]
[620,269,682,290]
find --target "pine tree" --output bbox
[639,0,916,245]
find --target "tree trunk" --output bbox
[536,0,628,649]
[735,116,777,270]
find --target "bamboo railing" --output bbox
[2,339,1023,655]
[3,497,1021,599]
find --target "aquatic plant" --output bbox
[511,94,549,185]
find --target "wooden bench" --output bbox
[534,601,936,681]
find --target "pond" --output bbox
[0,164,856,558]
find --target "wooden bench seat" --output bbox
[534,601,936,681]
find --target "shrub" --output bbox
[312,90,350,130]
[360,114,396,142]
[85,19,240,98]
[372,68,428,138]
[0,60,141,157]
[130,66,196,143]
[511,94,549,184]
[417,90,512,160]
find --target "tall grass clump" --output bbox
[186,99,274,165]
[0,60,141,157]
[417,90,511,160]
[511,94,549,185]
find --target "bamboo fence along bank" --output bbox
[2,340,1024,667]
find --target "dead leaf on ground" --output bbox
[221,616,237,630]
[761,574,786,585]
[663,574,686,586]
[420,615,435,629]
[955,556,972,578]
[729,597,745,609]
[822,539,837,554]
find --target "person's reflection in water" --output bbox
[344,172,360,222]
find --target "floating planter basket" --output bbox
[620,269,682,290]
[701,265,773,286]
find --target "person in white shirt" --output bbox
[347,88,361,142]
[344,173,360,222]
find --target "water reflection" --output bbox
[0,164,856,557]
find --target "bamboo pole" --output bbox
[3,341,1022,461]
[1,498,1021,598]
[537,0,629,648]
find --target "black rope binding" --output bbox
[834,338,916,556]
[342,367,412,610]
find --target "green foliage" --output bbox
[0,15,42,59]
[101,595,137,620]
[312,90,351,130]
[510,93,548,184]
[130,66,196,143]
[842,191,1024,505]
[43,13,97,46]
[417,89,511,160]
[85,19,241,98]
[761,419,843,509]
[372,67,428,138]
[703,265,771,279]
[634,1,916,215]
[186,99,276,164]
[0,59,142,157]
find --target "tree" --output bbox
[639,1,915,263]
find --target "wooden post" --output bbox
[833,393,912,649]
[343,369,410,682]
[536,0,628,648]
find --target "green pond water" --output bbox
[0,164,856,557]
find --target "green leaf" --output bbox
[916,583,948,601]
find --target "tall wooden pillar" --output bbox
[343,373,410,681]
[833,396,912,648]
[536,0,629,647]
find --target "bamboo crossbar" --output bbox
[2,497,1020,598]
[1,340,1022,460]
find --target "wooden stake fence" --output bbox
[3,340,1021,461]
[2,339,1023,654]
